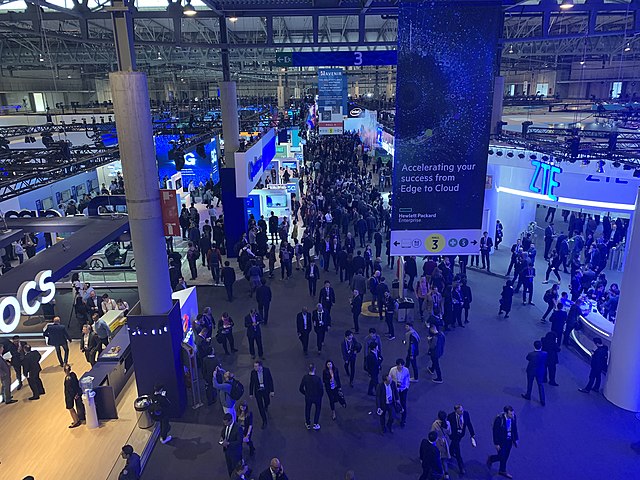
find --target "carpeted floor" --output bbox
[141,259,640,480]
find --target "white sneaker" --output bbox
[313,424,321,430]
[160,435,172,444]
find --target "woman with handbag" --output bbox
[431,410,452,479]
[322,360,345,420]
[237,400,256,457]
[217,312,238,355]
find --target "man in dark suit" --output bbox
[86,290,102,317]
[80,324,100,366]
[447,404,476,475]
[5,335,26,390]
[544,223,555,260]
[375,374,399,434]
[258,458,288,480]
[521,340,547,406]
[220,412,244,477]
[43,316,72,367]
[312,304,330,354]
[487,406,519,479]
[419,431,444,480]
[579,337,609,394]
[249,361,274,429]
[244,309,264,359]
[222,261,236,301]
[318,280,336,314]
[304,259,320,296]
[194,327,212,367]
[299,363,324,430]
[341,330,361,387]
[21,344,45,400]
[365,343,382,396]
[296,307,313,355]
[480,231,494,272]
[255,278,272,325]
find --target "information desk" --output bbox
[571,301,613,358]
[80,328,133,420]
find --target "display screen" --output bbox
[61,189,71,202]
[266,195,288,208]
[156,135,219,191]
[42,197,54,209]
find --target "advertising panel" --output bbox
[390,0,502,255]
[318,68,347,135]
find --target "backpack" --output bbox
[543,289,553,303]
[149,395,167,420]
[281,248,290,261]
[229,378,244,401]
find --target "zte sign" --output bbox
[0,270,56,333]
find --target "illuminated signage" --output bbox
[529,160,562,201]
[0,270,56,333]
[247,155,263,182]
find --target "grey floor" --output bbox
[142,255,640,480]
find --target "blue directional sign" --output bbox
[275,51,397,67]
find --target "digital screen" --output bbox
[156,134,219,190]
[61,189,71,202]
[42,197,54,209]
[266,195,288,208]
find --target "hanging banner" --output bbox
[317,68,346,135]
[390,0,502,255]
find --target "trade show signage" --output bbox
[235,129,276,197]
[160,189,180,237]
[275,51,397,67]
[529,160,562,201]
[318,68,347,136]
[390,0,502,255]
[0,270,55,334]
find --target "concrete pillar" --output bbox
[110,71,172,315]
[219,81,240,167]
[491,76,505,135]
[277,74,285,108]
[354,81,360,98]
[604,188,640,412]
[386,69,394,99]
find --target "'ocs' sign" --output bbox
[0,270,56,333]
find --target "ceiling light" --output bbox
[624,43,631,52]
[580,60,585,66]
[633,169,640,178]
[508,45,514,54]
[39,54,44,62]
[560,0,574,11]
[183,1,196,16]
[229,16,238,23]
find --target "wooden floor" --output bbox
[0,341,142,480]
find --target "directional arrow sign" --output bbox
[471,240,478,245]
[393,241,400,246]
[275,53,293,67]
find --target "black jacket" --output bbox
[447,410,475,441]
[365,351,382,376]
[256,285,272,305]
[258,468,289,480]
[299,373,324,402]
[312,309,331,331]
[318,286,336,308]
[22,350,42,377]
[590,345,609,372]
[304,264,320,280]
[222,266,236,286]
[341,338,361,362]
[419,440,443,476]
[220,422,244,461]
[249,367,274,396]
[525,350,547,378]
[244,313,263,338]
[296,311,312,335]
[375,380,399,409]
[492,413,519,445]
[43,323,72,347]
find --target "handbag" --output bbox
[337,388,347,407]
[215,332,224,344]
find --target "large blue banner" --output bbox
[156,135,220,191]
[390,0,501,256]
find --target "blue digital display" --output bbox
[277,51,397,67]
[156,134,220,189]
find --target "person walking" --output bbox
[312,303,330,354]
[447,405,476,476]
[319,280,336,314]
[365,342,383,396]
[549,304,567,347]
[299,363,324,430]
[237,401,255,457]
[487,406,519,479]
[541,332,560,387]
[341,330,361,387]
[578,337,609,394]
[22,344,45,400]
[541,284,559,322]
[460,278,472,324]
[249,360,274,429]
[296,307,312,356]
[256,278,272,326]
[305,259,320,296]
[244,309,264,360]
[382,291,398,340]
[498,280,514,318]
[350,289,363,334]
[427,325,445,384]
[0,344,17,405]
[521,340,547,406]
[430,410,452,480]
[63,364,84,427]
[522,264,536,306]
[375,374,400,435]
[80,324,100,366]
[43,316,72,367]
[420,431,444,480]
[404,322,420,382]
[389,358,410,428]
[150,384,172,443]
[213,367,240,421]
[322,359,346,421]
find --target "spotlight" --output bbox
[542,155,549,162]
[518,153,525,159]
[39,54,45,62]
[622,164,633,171]
[508,45,514,54]
[580,60,585,66]
[597,161,605,174]
[530,154,537,160]
[496,151,503,156]
[506,152,514,158]
[612,161,621,168]
[488,149,494,155]
[582,159,590,166]
[560,0,574,10]
[229,16,239,22]
[624,43,631,53]
[183,0,196,16]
